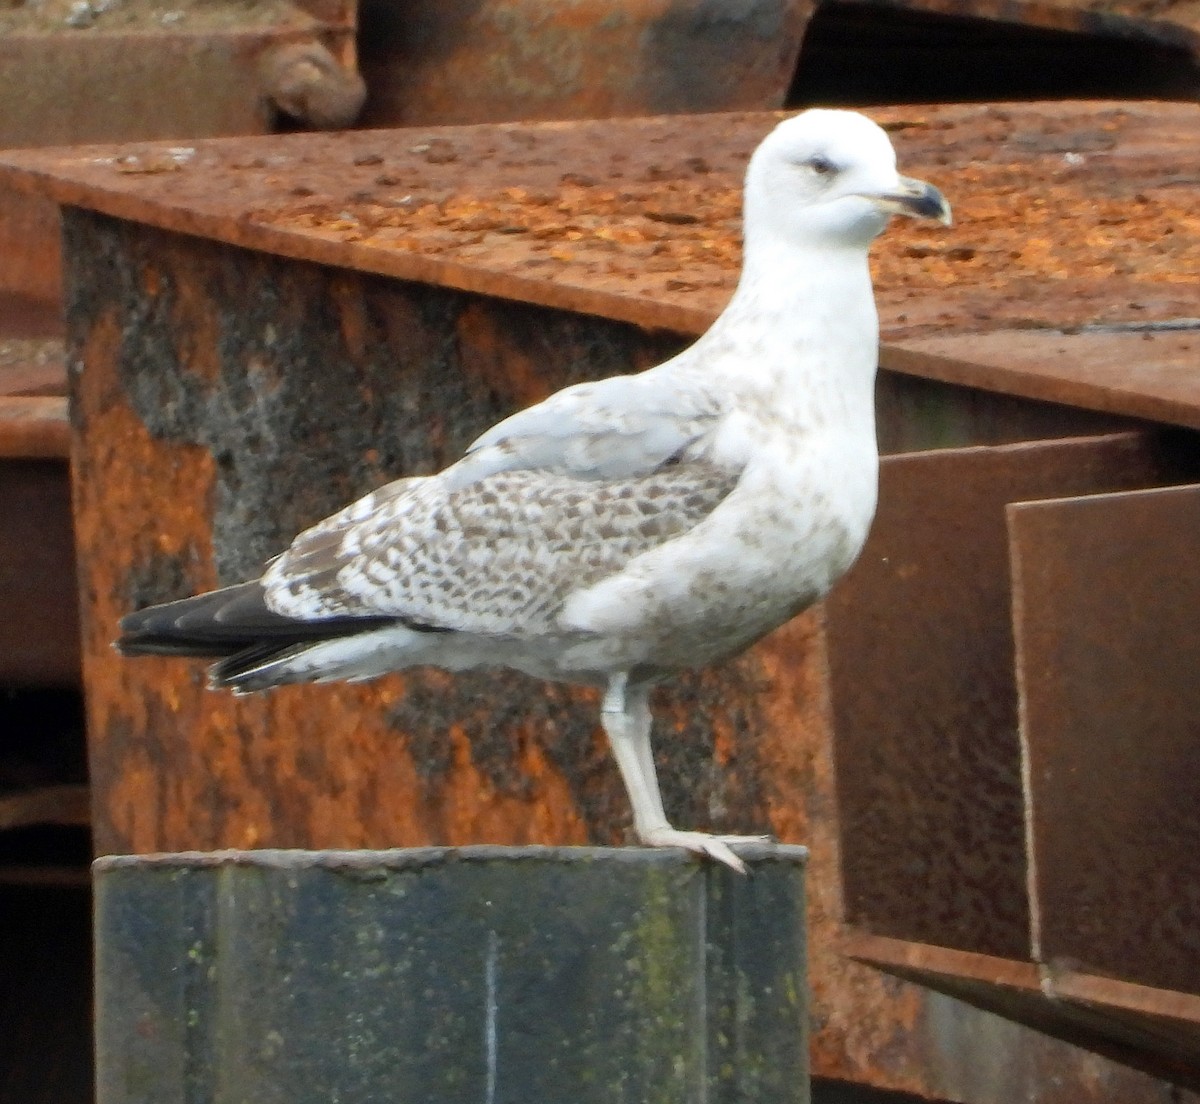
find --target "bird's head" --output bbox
[744,109,951,251]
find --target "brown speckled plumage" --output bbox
[271,464,738,634]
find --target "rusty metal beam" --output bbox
[0,192,62,313]
[1,103,1196,427]
[844,932,1200,1091]
[0,341,68,399]
[356,0,813,128]
[0,397,69,458]
[884,328,1200,433]
[352,0,1200,131]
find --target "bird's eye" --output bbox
[808,156,836,176]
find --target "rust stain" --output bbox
[71,309,219,850]
[163,256,226,387]
[254,145,1200,315]
[453,299,559,414]
[331,271,370,363]
[432,722,593,849]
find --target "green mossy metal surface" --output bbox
[95,845,809,1104]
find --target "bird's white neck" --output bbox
[730,230,877,321]
[684,234,880,424]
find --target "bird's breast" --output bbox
[557,427,878,673]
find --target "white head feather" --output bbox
[744,109,950,252]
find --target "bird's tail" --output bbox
[116,582,399,691]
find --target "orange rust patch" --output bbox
[331,271,370,362]
[251,157,1200,319]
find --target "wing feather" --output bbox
[263,462,738,635]
[448,371,722,486]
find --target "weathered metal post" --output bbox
[94,845,808,1104]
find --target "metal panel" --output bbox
[1009,483,1200,995]
[94,846,808,1104]
[826,433,1185,959]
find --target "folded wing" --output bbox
[263,462,739,634]
[121,368,738,659]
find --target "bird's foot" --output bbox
[639,827,773,875]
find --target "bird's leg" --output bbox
[600,674,768,875]
[601,674,670,834]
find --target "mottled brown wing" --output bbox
[262,463,738,635]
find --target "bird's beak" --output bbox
[862,175,952,226]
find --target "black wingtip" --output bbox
[114,580,401,668]
[115,584,263,658]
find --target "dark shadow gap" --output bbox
[0,883,93,1104]
[0,687,87,795]
[812,1077,933,1104]
[789,2,1200,105]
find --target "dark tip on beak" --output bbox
[889,176,952,226]
[908,182,952,225]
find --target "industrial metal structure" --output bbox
[1,98,1196,1101]
[2,3,1199,1102]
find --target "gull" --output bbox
[118,109,950,873]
